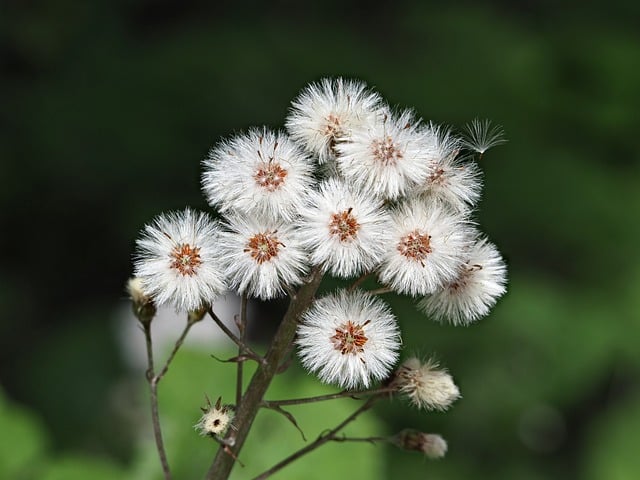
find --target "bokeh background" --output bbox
[1,1,639,479]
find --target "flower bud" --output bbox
[126,277,156,326]
[392,357,460,411]
[392,429,447,459]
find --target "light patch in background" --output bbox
[116,293,241,371]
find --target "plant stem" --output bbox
[236,294,248,406]
[208,308,264,365]
[347,272,372,291]
[156,318,196,381]
[205,267,324,480]
[367,286,393,295]
[143,323,172,480]
[262,386,394,407]
[331,435,388,444]
[252,396,378,480]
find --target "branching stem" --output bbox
[236,294,248,406]
[262,386,394,407]
[143,323,172,480]
[205,267,325,480]
[208,308,265,365]
[252,396,380,480]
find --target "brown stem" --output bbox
[205,267,325,480]
[156,318,196,381]
[236,294,248,406]
[331,435,388,444]
[143,323,172,480]
[367,286,393,295]
[347,272,372,292]
[262,386,394,407]
[252,396,379,480]
[208,308,265,365]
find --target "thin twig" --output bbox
[236,294,248,406]
[347,272,372,292]
[208,308,265,365]
[252,397,379,480]
[143,323,172,480]
[367,286,393,295]
[331,435,388,444]
[156,318,197,381]
[262,386,394,407]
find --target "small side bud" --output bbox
[195,395,235,438]
[127,277,156,326]
[188,305,209,324]
[392,429,447,459]
[392,357,460,411]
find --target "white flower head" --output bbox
[393,357,460,411]
[133,209,227,312]
[419,237,507,325]
[336,108,437,200]
[297,289,401,390]
[202,128,314,222]
[417,125,483,211]
[195,396,235,438]
[285,77,384,163]
[298,178,392,278]
[461,118,507,155]
[218,215,308,300]
[378,198,470,296]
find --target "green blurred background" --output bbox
[1,1,639,478]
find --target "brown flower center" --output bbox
[448,263,481,292]
[331,320,370,355]
[371,135,403,166]
[397,229,432,264]
[244,231,283,264]
[254,162,288,192]
[170,243,202,276]
[428,167,446,186]
[324,113,343,154]
[328,207,360,242]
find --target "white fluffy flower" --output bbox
[202,128,314,222]
[133,209,227,312]
[194,396,234,438]
[416,125,483,211]
[285,77,383,163]
[297,289,401,389]
[418,237,507,325]
[377,198,469,296]
[298,178,392,278]
[393,357,460,411]
[218,215,308,300]
[335,108,437,200]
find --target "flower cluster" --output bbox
[132,77,507,393]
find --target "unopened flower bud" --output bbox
[188,305,208,324]
[127,277,156,326]
[392,357,460,411]
[195,396,235,438]
[392,429,447,459]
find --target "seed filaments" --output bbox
[397,230,432,264]
[328,207,360,242]
[245,231,283,264]
[371,135,403,166]
[331,320,370,355]
[170,243,202,276]
[254,162,288,192]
